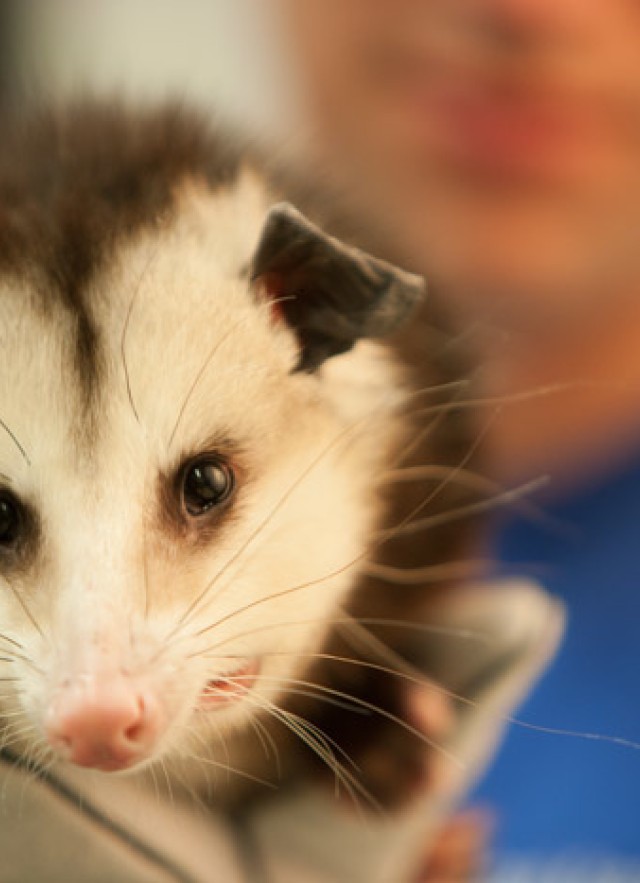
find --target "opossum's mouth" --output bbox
[199,657,261,709]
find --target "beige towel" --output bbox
[0,580,563,883]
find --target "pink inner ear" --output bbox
[257,271,285,324]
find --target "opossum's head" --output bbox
[0,107,423,776]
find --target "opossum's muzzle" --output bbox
[44,673,163,772]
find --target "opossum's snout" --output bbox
[45,673,163,772]
[38,624,264,773]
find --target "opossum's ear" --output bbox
[250,202,425,372]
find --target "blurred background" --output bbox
[0,0,295,135]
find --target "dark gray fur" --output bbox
[251,203,425,371]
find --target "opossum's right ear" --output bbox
[250,203,425,372]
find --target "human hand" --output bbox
[413,808,494,883]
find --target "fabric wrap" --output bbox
[0,580,563,883]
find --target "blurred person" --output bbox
[280,2,640,880]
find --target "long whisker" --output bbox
[194,613,491,660]
[175,753,214,812]
[0,633,24,651]
[267,706,352,802]
[413,382,591,420]
[229,672,464,769]
[272,705,362,776]
[376,475,548,540]
[381,464,576,541]
[337,617,640,754]
[212,678,367,715]
[362,558,489,585]
[120,246,160,425]
[192,555,492,646]
[437,318,488,356]
[404,378,472,399]
[178,748,277,790]
[0,417,30,467]
[246,712,278,770]
[0,577,48,645]
[147,761,161,805]
[167,296,294,451]
[246,692,378,813]
[193,572,357,643]
[382,463,497,488]
[142,509,151,621]
[496,719,640,752]
[281,712,374,812]
[225,646,482,715]
[120,290,141,424]
[167,325,241,451]
[389,408,498,541]
[393,366,481,467]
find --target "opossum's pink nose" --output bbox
[45,677,160,772]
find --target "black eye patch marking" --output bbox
[0,489,39,572]
[0,493,22,547]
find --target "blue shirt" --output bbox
[471,454,640,879]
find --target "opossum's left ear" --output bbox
[250,202,425,372]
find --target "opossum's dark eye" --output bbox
[0,494,20,545]
[182,459,235,517]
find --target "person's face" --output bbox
[283,1,640,326]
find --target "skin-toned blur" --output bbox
[279,5,640,880]
[281,0,640,489]
[282,0,640,321]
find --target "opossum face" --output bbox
[0,168,421,777]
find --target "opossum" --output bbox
[0,102,478,808]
